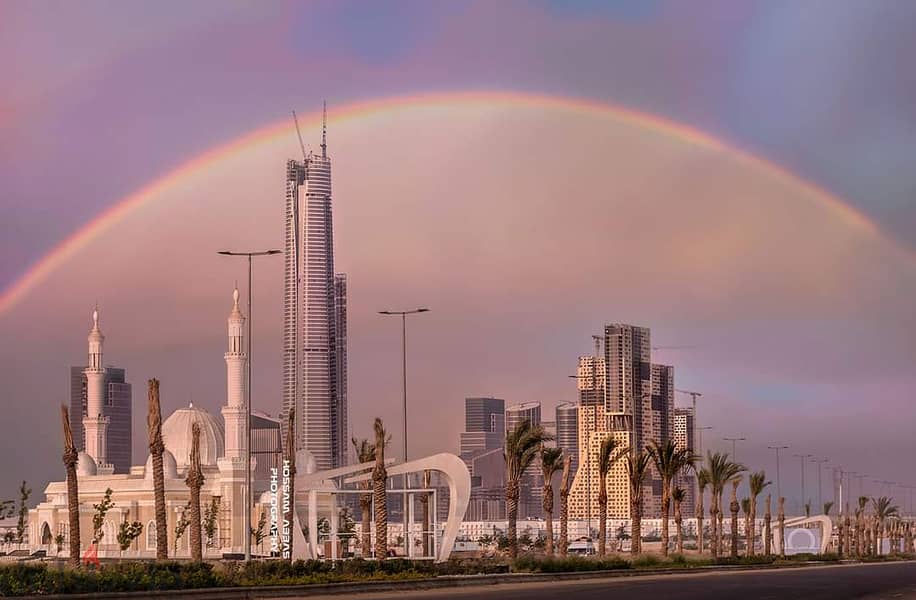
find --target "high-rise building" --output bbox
[70,311,132,475]
[459,397,504,468]
[575,356,606,406]
[505,401,541,432]
[283,107,348,470]
[334,273,348,464]
[555,402,579,477]
[673,407,696,515]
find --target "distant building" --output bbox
[251,412,282,482]
[459,397,505,468]
[555,402,579,477]
[674,407,696,515]
[505,402,541,432]
[70,365,132,475]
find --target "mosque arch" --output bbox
[40,522,52,545]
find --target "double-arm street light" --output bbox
[217,249,282,561]
[378,307,430,557]
[793,454,812,515]
[812,458,829,511]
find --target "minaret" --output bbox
[82,308,111,472]
[222,288,247,461]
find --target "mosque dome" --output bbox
[144,449,178,480]
[76,452,97,477]
[161,403,225,468]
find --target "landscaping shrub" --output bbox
[513,555,630,573]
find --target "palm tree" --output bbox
[648,440,696,557]
[60,405,81,568]
[147,379,168,560]
[626,448,651,555]
[558,455,573,557]
[419,470,432,557]
[764,494,772,555]
[804,501,811,518]
[597,436,626,556]
[285,408,297,560]
[729,478,741,557]
[351,437,375,558]
[747,471,770,556]
[823,501,833,517]
[741,497,751,554]
[185,422,204,562]
[540,446,564,557]
[872,496,899,555]
[705,452,746,559]
[777,496,786,557]
[696,469,709,554]
[855,496,868,557]
[372,418,389,560]
[672,487,686,554]
[504,419,552,559]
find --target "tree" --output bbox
[872,496,899,555]
[0,500,13,519]
[705,452,746,559]
[671,486,686,554]
[252,511,267,552]
[777,497,786,557]
[91,488,115,546]
[174,501,190,556]
[203,497,219,551]
[823,501,834,517]
[729,478,742,557]
[504,419,552,559]
[60,405,81,568]
[804,501,811,518]
[15,480,31,549]
[558,455,572,557]
[148,379,169,559]
[116,520,143,558]
[418,470,432,557]
[855,496,868,557]
[540,446,564,557]
[351,437,376,558]
[740,497,751,555]
[764,494,772,556]
[696,469,709,554]
[54,533,65,557]
[372,418,389,560]
[625,448,652,555]
[185,422,205,561]
[648,440,696,557]
[597,437,626,556]
[746,471,770,556]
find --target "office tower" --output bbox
[505,401,541,433]
[459,397,505,468]
[674,407,696,515]
[283,106,348,470]
[603,323,651,444]
[251,412,282,482]
[334,273,348,466]
[576,356,606,406]
[70,314,132,475]
[555,402,579,477]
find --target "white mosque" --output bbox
[28,290,257,558]
[28,289,471,561]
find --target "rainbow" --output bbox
[0,90,889,316]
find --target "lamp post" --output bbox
[217,249,281,561]
[768,445,789,503]
[722,437,746,462]
[378,307,429,557]
[812,458,829,512]
[697,426,713,457]
[793,454,812,515]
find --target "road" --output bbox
[279,562,916,600]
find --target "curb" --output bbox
[14,559,915,599]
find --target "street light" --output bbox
[697,426,713,457]
[722,437,746,462]
[812,458,829,511]
[793,454,812,515]
[217,249,281,561]
[378,307,429,558]
[768,445,789,502]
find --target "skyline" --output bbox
[1,2,915,511]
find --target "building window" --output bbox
[147,521,157,550]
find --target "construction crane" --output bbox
[291,109,308,160]
[652,345,697,350]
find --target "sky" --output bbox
[1,0,915,511]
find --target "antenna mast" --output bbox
[292,110,308,160]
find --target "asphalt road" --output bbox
[282,562,916,600]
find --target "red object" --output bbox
[82,543,100,568]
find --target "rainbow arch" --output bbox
[0,90,888,316]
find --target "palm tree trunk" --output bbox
[630,494,642,555]
[696,490,705,555]
[598,477,607,556]
[186,423,204,562]
[660,481,670,557]
[61,406,81,568]
[729,482,739,558]
[747,496,756,556]
[558,457,571,557]
[545,508,554,557]
[718,491,725,555]
[710,492,719,558]
[674,497,683,554]
[506,479,519,560]
[148,379,169,560]
[764,494,771,556]
[777,497,786,558]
